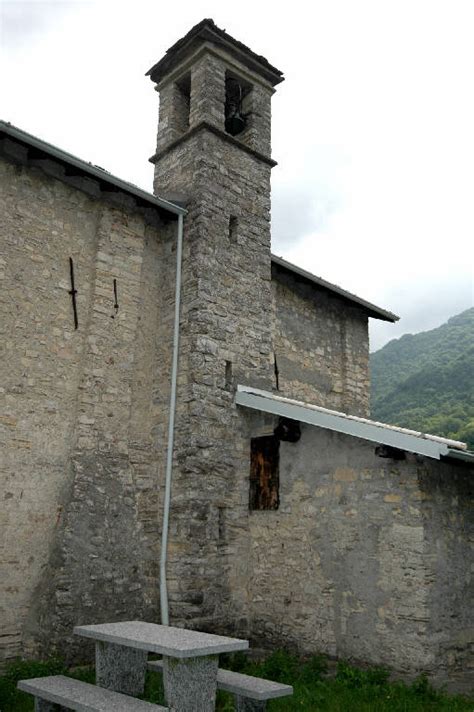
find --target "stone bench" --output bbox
[17,674,168,711]
[74,620,249,711]
[147,659,293,711]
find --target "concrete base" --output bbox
[235,697,267,712]
[95,640,147,696]
[163,655,218,712]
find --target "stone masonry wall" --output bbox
[420,462,474,692]
[0,157,176,663]
[152,47,276,630]
[272,267,370,417]
[245,422,473,689]
[153,126,274,632]
[0,158,98,663]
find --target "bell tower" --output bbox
[148,19,281,188]
[147,20,284,629]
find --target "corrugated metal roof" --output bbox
[0,121,186,218]
[236,385,472,462]
[271,255,399,323]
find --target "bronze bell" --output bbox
[225,80,247,136]
[225,108,246,136]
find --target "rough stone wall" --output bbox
[245,422,473,689]
[156,82,191,152]
[152,50,275,631]
[0,157,176,663]
[420,462,474,692]
[0,159,98,663]
[272,268,370,416]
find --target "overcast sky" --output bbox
[1,0,473,350]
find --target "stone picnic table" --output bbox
[74,620,249,711]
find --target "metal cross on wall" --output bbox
[68,257,78,330]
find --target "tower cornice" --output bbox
[149,120,278,168]
[147,18,284,88]
[152,44,277,94]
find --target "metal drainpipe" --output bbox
[160,211,184,626]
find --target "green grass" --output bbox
[1,651,472,711]
[216,652,473,711]
[0,657,66,711]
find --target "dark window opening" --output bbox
[375,445,406,460]
[250,435,280,510]
[225,73,251,137]
[225,360,233,389]
[228,215,238,243]
[274,417,301,443]
[175,73,191,133]
[218,506,226,542]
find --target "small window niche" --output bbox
[250,435,280,511]
[225,360,233,390]
[174,73,191,134]
[228,215,238,243]
[225,72,252,138]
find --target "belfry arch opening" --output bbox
[224,72,252,137]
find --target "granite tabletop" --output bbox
[74,621,249,658]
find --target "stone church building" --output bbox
[1,20,473,691]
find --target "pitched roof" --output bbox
[271,255,399,322]
[0,120,402,325]
[236,385,473,463]
[0,121,185,220]
[147,18,284,86]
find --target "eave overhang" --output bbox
[236,385,471,463]
[0,121,186,220]
[271,255,399,322]
[147,18,284,87]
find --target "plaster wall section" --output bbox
[271,269,370,416]
[247,424,461,678]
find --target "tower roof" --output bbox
[147,19,284,86]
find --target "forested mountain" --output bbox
[370,308,474,449]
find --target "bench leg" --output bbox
[234,696,267,712]
[95,640,147,696]
[163,654,218,712]
[34,699,65,711]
